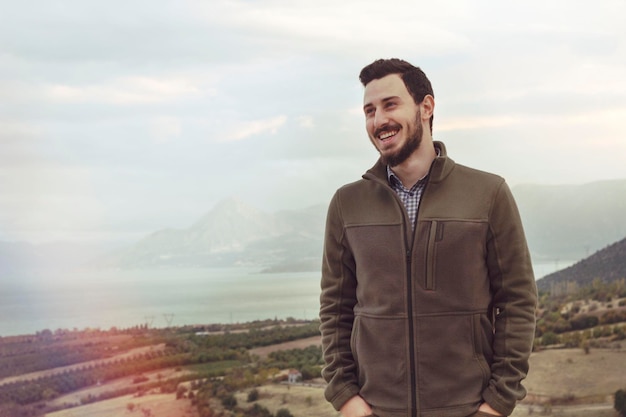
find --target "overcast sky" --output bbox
[1,0,625,245]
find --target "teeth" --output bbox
[379,130,398,140]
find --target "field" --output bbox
[232,340,626,417]
[251,337,624,416]
[2,343,166,386]
[249,336,322,359]
[511,348,623,416]
[524,348,624,399]
[3,334,619,417]
[45,392,198,417]
[234,383,336,417]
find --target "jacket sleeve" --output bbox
[319,191,361,410]
[483,181,538,416]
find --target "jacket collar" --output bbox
[363,141,455,184]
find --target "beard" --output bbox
[379,110,423,167]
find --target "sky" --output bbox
[1,0,625,246]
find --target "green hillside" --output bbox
[536,236,626,293]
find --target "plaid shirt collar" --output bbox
[386,167,428,192]
[385,147,440,189]
[385,147,440,229]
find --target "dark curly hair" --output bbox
[359,58,434,132]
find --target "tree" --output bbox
[541,332,559,346]
[582,339,590,354]
[276,408,294,417]
[247,403,272,417]
[570,314,599,330]
[615,389,626,417]
[176,385,188,399]
[221,394,237,410]
[247,388,259,402]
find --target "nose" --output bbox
[373,109,389,129]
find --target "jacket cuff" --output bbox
[482,386,515,416]
[328,384,361,411]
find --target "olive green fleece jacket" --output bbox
[319,142,537,417]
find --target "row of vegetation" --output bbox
[535,278,626,347]
[0,326,158,379]
[190,345,326,417]
[0,319,323,417]
[193,378,294,417]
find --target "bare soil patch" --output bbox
[235,383,336,417]
[249,336,321,359]
[509,348,625,416]
[523,348,625,398]
[45,392,198,417]
[47,366,193,409]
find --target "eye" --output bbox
[384,101,397,109]
[364,107,375,117]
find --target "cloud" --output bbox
[198,0,472,59]
[44,76,204,105]
[150,116,182,143]
[223,115,287,142]
[0,121,42,140]
[1,0,625,244]
[438,116,521,132]
[297,115,314,128]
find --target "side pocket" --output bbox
[350,316,360,364]
[425,220,438,290]
[354,316,408,409]
[472,314,491,386]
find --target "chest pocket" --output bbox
[417,219,490,299]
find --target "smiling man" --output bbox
[319,59,537,417]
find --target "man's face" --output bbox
[363,74,423,167]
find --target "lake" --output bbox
[1,267,320,336]
[0,261,573,337]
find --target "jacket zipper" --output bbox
[381,180,418,417]
[364,165,435,417]
[409,174,433,417]
[405,247,418,417]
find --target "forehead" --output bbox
[363,73,411,106]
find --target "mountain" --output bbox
[512,179,626,262]
[102,180,626,271]
[95,198,326,270]
[536,236,626,292]
[3,179,625,273]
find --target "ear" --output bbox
[420,95,435,120]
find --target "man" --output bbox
[319,58,537,417]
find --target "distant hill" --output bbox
[512,179,626,261]
[536,236,626,292]
[105,179,624,271]
[93,198,326,270]
[2,179,625,273]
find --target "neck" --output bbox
[391,140,437,188]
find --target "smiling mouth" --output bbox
[378,129,399,142]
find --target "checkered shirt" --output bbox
[387,166,428,230]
